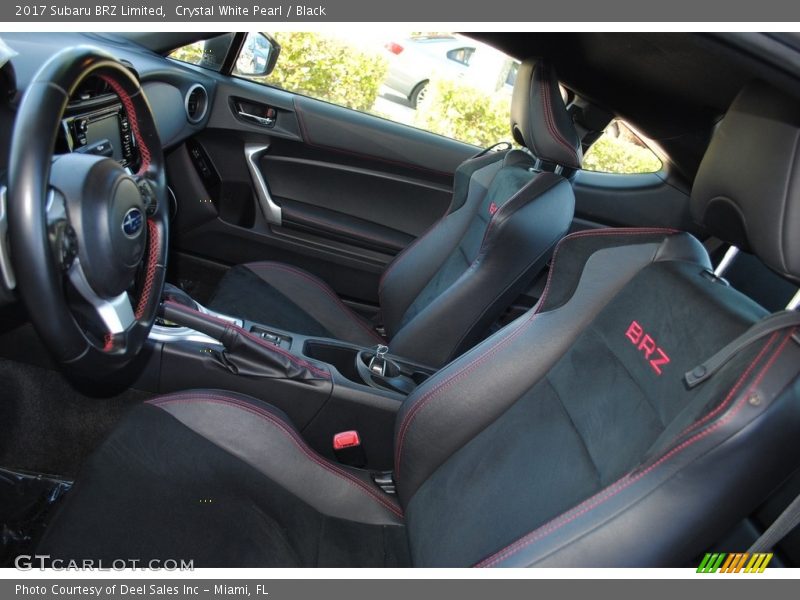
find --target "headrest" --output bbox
[510,59,582,169]
[691,81,800,283]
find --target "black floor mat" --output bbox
[0,467,72,567]
[0,357,151,478]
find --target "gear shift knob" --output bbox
[369,344,390,376]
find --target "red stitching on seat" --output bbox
[163,300,331,379]
[149,392,403,518]
[246,262,384,344]
[676,330,780,438]
[473,329,796,567]
[541,75,578,165]
[478,174,546,250]
[99,74,151,176]
[535,227,678,312]
[393,227,677,479]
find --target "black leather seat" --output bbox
[208,59,578,367]
[38,81,800,567]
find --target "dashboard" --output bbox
[0,31,220,307]
[0,31,217,171]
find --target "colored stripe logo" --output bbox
[697,552,773,573]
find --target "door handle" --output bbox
[237,110,276,128]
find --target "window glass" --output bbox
[583,120,663,174]
[168,33,235,72]
[239,31,520,148]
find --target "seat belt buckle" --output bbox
[333,430,366,468]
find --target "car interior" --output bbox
[0,31,799,568]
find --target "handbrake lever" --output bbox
[158,301,329,382]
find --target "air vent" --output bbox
[185,84,209,124]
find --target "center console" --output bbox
[140,285,437,470]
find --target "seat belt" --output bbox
[685,309,800,389]
[470,141,512,159]
[748,491,800,553]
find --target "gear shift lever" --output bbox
[369,344,390,376]
[357,345,417,394]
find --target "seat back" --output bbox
[395,81,800,566]
[379,59,579,367]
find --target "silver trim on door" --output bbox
[244,143,282,225]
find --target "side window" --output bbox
[582,120,663,174]
[235,31,519,148]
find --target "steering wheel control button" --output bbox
[49,221,79,271]
[137,178,158,216]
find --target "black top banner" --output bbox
[2,0,800,22]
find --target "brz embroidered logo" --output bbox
[488,202,499,215]
[625,320,671,375]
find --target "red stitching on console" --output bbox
[99,75,151,175]
[394,227,678,479]
[474,329,796,567]
[246,262,383,344]
[149,392,403,517]
[135,219,160,321]
[163,300,331,379]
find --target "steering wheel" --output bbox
[7,47,168,373]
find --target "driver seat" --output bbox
[37,81,800,567]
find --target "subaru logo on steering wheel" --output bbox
[122,207,144,238]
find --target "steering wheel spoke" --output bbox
[68,258,136,338]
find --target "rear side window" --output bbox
[583,120,663,174]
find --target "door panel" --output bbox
[261,143,452,241]
[167,76,477,306]
[293,95,475,176]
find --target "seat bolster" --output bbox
[475,332,800,567]
[389,174,573,367]
[150,391,404,526]
[394,235,671,506]
[379,158,505,337]
[653,231,713,268]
